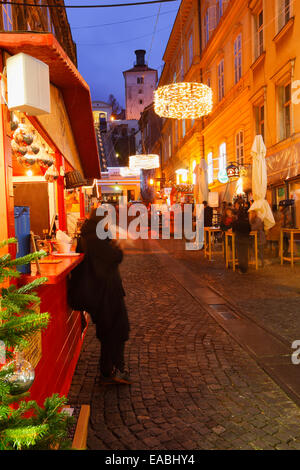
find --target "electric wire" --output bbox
[71,9,177,30]
[0,0,179,9]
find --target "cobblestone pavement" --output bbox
[158,238,300,345]
[68,239,300,450]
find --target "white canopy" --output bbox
[193,158,208,204]
[248,135,275,231]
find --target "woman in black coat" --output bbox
[232,206,251,274]
[70,208,131,385]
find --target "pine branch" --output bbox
[1,424,49,450]
[0,239,17,250]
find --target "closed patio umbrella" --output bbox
[248,135,275,230]
[193,158,208,204]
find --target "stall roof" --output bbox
[0,32,100,179]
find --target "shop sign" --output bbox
[218,169,229,184]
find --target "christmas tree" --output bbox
[0,238,73,450]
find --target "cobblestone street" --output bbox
[68,239,300,450]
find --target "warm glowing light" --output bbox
[129,154,160,170]
[154,82,213,119]
[111,116,115,121]
[26,170,33,177]
[176,168,188,184]
[149,179,154,186]
[236,177,245,195]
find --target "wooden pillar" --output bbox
[79,188,85,219]
[56,153,67,232]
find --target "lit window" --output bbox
[2,3,13,31]
[219,143,227,172]
[234,34,242,84]
[207,152,214,184]
[218,59,225,101]
[236,130,244,166]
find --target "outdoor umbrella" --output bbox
[193,158,208,204]
[248,135,275,230]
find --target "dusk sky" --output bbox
[66,1,180,108]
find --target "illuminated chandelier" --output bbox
[129,154,160,171]
[154,82,213,120]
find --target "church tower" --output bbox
[123,50,158,120]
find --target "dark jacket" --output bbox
[232,209,251,238]
[204,206,213,227]
[68,217,129,343]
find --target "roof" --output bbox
[0,32,100,179]
[123,64,157,75]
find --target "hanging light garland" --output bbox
[129,154,160,171]
[154,82,213,120]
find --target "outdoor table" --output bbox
[225,231,258,271]
[204,227,223,261]
[280,228,300,268]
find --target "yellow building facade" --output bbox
[159,0,300,219]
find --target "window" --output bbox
[256,104,265,140]
[279,82,291,140]
[254,10,264,59]
[188,33,193,68]
[182,119,186,138]
[137,77,144,84]
[180,55,184,81]
[168,132,172,157]
[219,143,227,172]
[139,99,143,105]
[204,6,217,46]
[234,34,242,84]
[138,89,143,94]
[278,0,291,31]
[2,3,13,31]
[236,130,244,166]
[207,152,214,184]
[174,120,178,146]
[218,59,225,101]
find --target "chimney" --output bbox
[135,50,146,66]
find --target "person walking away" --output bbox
[232,207,251,273]
[75,208,131,385]
[203,201,213,227]
[249,210,266,267]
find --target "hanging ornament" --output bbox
[13,123,34,146]
[44,165,59,182]
[3,358,35,395]
[129,154,160,171]
[226,163,240,179]
[154,82,213,119]
[37,146,54,169]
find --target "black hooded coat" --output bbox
[68,217,130,343]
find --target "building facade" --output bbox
[158,0,300,222]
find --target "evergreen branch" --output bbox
[6,251,47,268]
[14,277,48,295]
[0,239,17,250]
[2,424,49,449]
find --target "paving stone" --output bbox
[67,239,300,450]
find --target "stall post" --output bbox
[56,153,67,232]
[79,188,85,219]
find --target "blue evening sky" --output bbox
[66,1,180,108]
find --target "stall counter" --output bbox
[19,253,87,406]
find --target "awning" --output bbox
[0,32,100,179]
[266,142,300,185]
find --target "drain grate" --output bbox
[209,304,239,320]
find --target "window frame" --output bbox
[234,33,242,84]
[219,142,227,173]
[2,3,13,31]
[218,59,225,101]
[235,130,244,166]
[207,152,214,185]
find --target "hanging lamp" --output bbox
[129,154,160,171]
[154,82,213,120]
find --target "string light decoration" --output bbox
[154,82,213,120]
[129,154,160,170]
